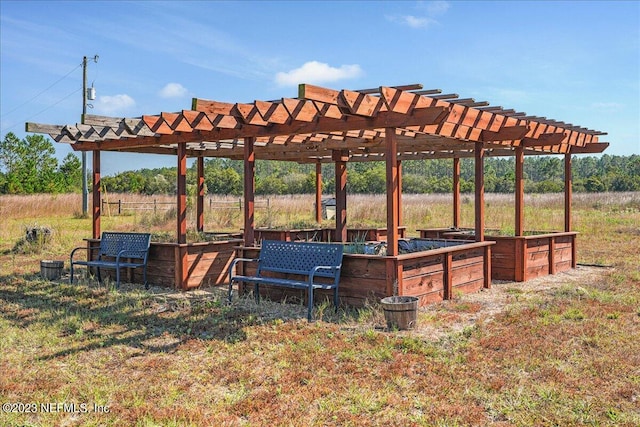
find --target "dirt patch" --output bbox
[411,265,612,340]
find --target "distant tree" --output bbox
[0,132,71,194]
[58,153,82,192]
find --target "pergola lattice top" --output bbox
[27,83,609,162]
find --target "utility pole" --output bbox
[81,55,98,216]
[82,56,88,216]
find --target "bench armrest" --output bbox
[116,249,148,261]
[228,257,259,280]
[309,265,341,283]
[70,245,101,262]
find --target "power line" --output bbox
[0,62,82,119]
[0,87,81,134]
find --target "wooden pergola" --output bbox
[27,83,608,290]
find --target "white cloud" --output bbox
[424,1,450,16]
[95,94,136,115]
[275,61,363,87]
[404,15,435,28]
[388,1,449,29]
[159,82,188,98]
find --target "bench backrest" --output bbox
[99,232,152,260]
[258,240,343,278]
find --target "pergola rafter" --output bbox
[26,83,606,163]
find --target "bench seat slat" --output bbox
[230,275,337,290]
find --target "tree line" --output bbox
[1,132,639,195]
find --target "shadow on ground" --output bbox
[0,271,278,360]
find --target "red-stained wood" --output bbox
[474,142,485,242]
[548,238,556,275]
[334,150,348,242]
[565,154,572,232]
[484,245,492,288]
[315,162,322,223]
[140,240,241,288]
[92,150,101,239]
[522,132,566,147]
[385,128,399,256]
[480,125,529,142]
[444,252,453,299]
[515,146,524,236]
[244,137,256,246]
[174,245,188,290]
[453,157,460,228]
[177,143,187,245]
[197,157,204,232]
[235,242,492,308]
[570,142,609,154]
[386,258,401,296]
[398,160,403,227]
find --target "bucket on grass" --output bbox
[40,260,63,281]
[381,296,419,330]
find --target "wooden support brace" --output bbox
[480,125,529,142]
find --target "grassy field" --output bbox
[1,192,639,426]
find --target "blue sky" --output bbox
[1,0,638,176]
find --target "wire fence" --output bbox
[101,198,270,215]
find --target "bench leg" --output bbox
[143,266,149,290]
[227,281,234,303]
[333,288,339,313]
[254,283,260,302]
[69,262,75,285]
[307,288,314,322]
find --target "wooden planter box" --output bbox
[417,229,577,282]
[85,238,243,289]
[255,227,406,243]
[233,240,493,308]
[255,228,325,242]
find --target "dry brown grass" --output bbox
[1,192,639,426]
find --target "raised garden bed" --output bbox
[233,238,493,308]
[417,228,577,281]
[84,238,243,289]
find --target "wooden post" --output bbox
[92,150,101,239]
[484,245,492,289]
[386,128,399,256]
[564,154,572,232]
[332,150,348,242]
[453,157,460,229]
[244,137,256,246]
[515,146,524,236]
[177,143,187,245]
[315,162,322,223]
[444,252,453,299]
[565,153,577,268]
[397,160,403,227]
[176,143,188,290]
[197,157,205,233]
[474,142,485,242]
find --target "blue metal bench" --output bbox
[70,232,152,289]
[228,240,344,321]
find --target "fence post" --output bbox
[118,200,122,215]
[154,199,157,213]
